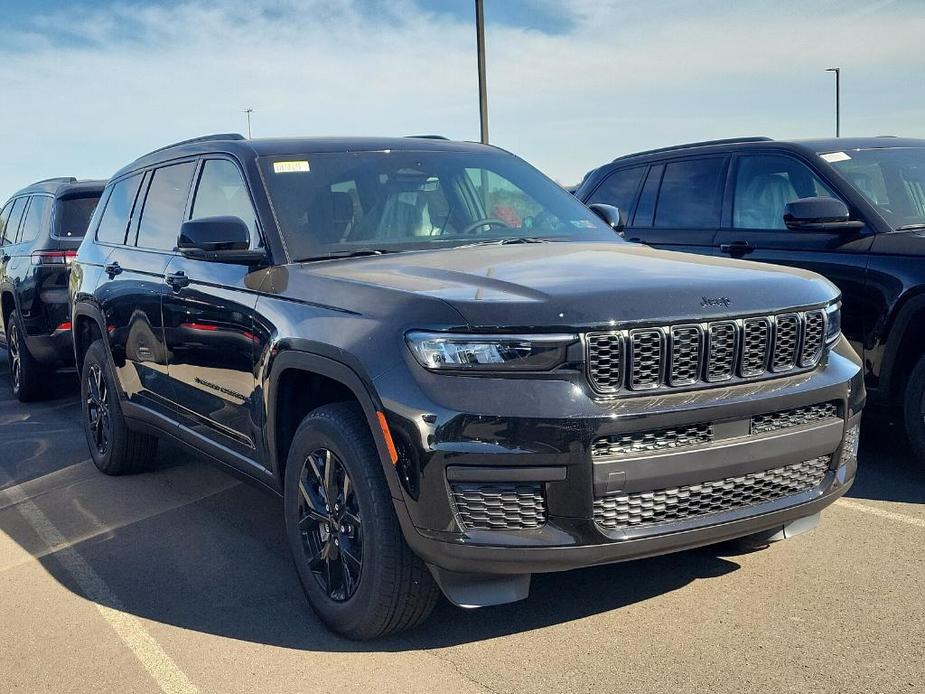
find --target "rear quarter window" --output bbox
[96,175,143,245]
[18,195,53,244]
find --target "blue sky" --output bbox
[1,0,923,200]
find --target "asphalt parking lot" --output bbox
[0,352,923,694]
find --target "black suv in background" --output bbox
[70,134,862,639]
[576,136,925,468]
[1,177,104,400]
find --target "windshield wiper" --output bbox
[897,224,925,231]
[295,249,398,262]
[457,237,550,248]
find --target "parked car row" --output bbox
[575,136,925,466]
[1,134,864,639]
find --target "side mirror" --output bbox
[588,203,626,235]
[783,197,864,232]
[178,216,266,264]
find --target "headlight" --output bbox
[825,301,841,344]
[406,332,577,371]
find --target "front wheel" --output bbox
[903,352,925,469]
[283,402,438,639]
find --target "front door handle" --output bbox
[720,241,756,257]
[104,261,123,278]
[165,271,190,291]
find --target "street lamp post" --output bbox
[826,68,840,137]
[475,0,489,144]
[243,108,254,139]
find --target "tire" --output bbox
[80,340,158,475]
[283,402,439,640]
[6,311,49,402]
[903,352,925,468]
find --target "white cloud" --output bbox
[0,0,923,198]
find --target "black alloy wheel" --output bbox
[297,447,363,601]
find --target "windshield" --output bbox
[258,150,614,260]
[55,194,101,238]
[822,146,925,229]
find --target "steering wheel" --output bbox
[460,218,512,235]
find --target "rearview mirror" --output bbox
[588,203,626,235]
[178,216,266,264]
[783,198,864,232]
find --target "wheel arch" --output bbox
[879,291,925,404]
[71,304,107,373]
[265,350,400,497]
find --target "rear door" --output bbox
[162,157,265,471]
[597,157,727,256]
[0,197,28,344]
[97,162,196,419]
[713,152,874,355]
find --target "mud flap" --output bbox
[427,565,531,608]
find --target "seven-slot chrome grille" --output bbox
[586,309,827,395]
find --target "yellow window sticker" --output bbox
[273,160,311,173]
[820,151,851,163]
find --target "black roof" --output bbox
[10,178,107,199]
[113,133,499,180]
[609,135,925,165]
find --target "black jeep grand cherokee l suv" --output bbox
[70,134,863,639]
[576,136,925,467]
[1,177,104,400]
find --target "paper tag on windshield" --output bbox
[273,160,310,173]
[821,151,851,163]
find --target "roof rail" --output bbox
[33,177,78,185]
[613,136,773,162]
[405,134,450,140]
[141,133,246,159]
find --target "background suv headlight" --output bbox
[825,301,841,344]
[406,332,577,371]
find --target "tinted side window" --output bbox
[136,163,196,251]
[2,198,28,245]
[0,202,12,245]
[97,175,143,244]
[733,155,835,230]
[653,158,726,228]
[587,166,645,214]
[191,159,258,238]
[18,195,53,244]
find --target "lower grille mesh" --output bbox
[451,482,546,530]
[750,402,838,434]
[592,424,714,458]
[593,456,831,530]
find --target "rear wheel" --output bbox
[81,340,158,474]
[283,402,438,639]
[903,353,925,468]
[7,311,49,402]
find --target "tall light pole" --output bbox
[826,68,840,137]
[243,108,254,139]
[475,0,489,144]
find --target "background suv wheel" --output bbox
[283,402,438,640]
[6,310,49,402]
[903,353,925,469]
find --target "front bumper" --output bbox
[377,337,863,585]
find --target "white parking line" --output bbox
[1,479,200,694]
[836,498,925,528]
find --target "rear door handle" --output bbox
[104,261,122,278]
[165,271,190,291]
[720,241,756,256]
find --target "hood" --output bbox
[299,242,838,330]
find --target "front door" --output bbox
[161,158,265,470]
[713,153,873,356]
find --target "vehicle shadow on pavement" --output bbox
[0,358,915,652]
[847,412,925,504]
